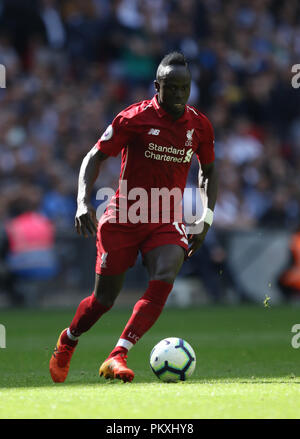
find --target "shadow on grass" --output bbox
[1,374,300,389]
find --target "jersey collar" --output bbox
[151,95,188,122]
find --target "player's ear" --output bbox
[154,80,160,93]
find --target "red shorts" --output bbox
[95,213,188,275]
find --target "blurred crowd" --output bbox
[0,0,300,231]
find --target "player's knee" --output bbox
[94,273,124,308]
[146,246,184,285]
[151,269,177,285]
[94,289,117,309]
[152,260,181,284]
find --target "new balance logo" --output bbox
[148,128,160,136]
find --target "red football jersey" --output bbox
[96,95,214,223]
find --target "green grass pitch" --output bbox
[1,305,300,419]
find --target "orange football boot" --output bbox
[99,353,134,383]
[49,329,78,383]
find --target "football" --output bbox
[150,337,196,382]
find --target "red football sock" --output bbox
[117,279,173,347]
[68,293,111,338]
[60,328,78,347]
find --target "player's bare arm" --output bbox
[188,162,218,258]
[75,146,108,238]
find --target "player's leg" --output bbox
[50,216,140,383]
[99,220,187,383]
[115,244,184,346]
[144,244,185,283]
[100,246,184,383]
[49,272,125,383]
[67,273,125,338]
[104,244,184,370]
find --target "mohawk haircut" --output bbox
[156,52,189,80]
[160,51,188,67]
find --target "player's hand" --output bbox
[75,202,98,238]
[187,222,210,258]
